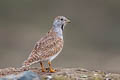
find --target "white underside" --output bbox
[48,49,62,61]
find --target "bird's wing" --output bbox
[32,33,63,59]
[24,32,63,66]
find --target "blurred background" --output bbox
[0,0,120,73]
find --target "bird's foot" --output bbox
[49,68,56,73]
[41,68,46,72]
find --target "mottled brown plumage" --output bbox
[22,16,70,72]
[23,28,63,66]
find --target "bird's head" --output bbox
[53,16,70,31]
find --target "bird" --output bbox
[22,16,70,73]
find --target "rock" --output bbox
[1,67,120,80]
[0,71,40,80]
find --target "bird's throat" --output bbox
[53,26,63,39]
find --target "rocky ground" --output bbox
[0,67,120,80]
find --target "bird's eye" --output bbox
[60,18,63,21]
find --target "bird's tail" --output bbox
[21,54,40,69]
[21,57,38,68]
[21,60,31,68]
[18,60,31,71]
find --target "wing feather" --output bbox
[23,29,63,67]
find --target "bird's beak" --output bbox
[66,19,71,23]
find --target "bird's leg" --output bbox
[48,61,56,72]
[40,61,46,72]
